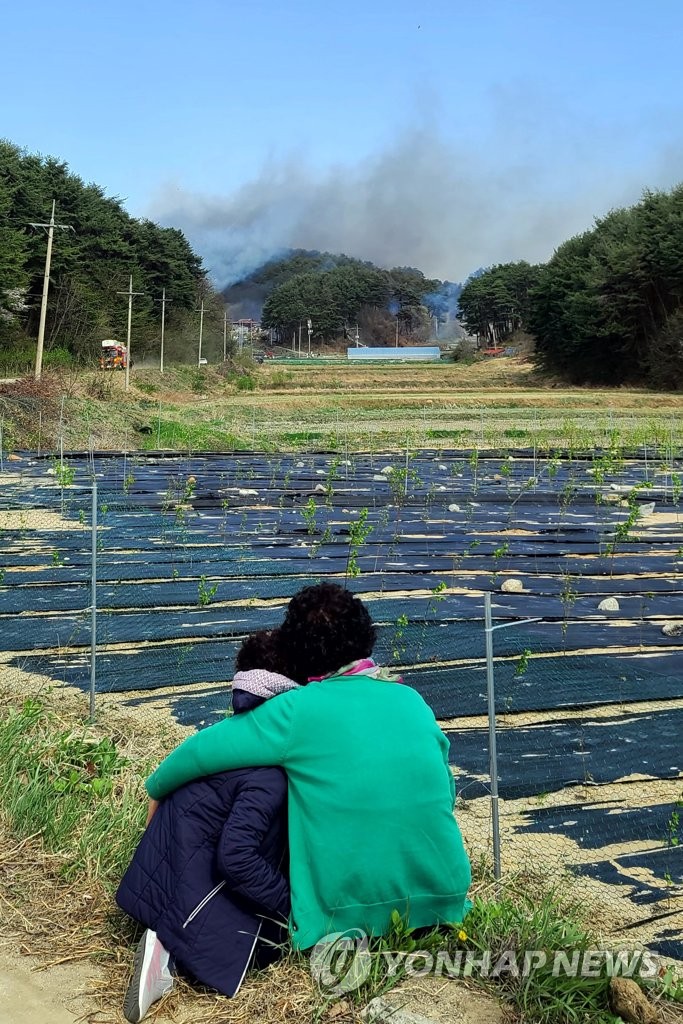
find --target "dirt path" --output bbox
[0,948,98,1024]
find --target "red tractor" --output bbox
[99,340,128,370]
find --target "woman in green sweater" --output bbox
[146,583,471,951]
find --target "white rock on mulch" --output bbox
[448,503,461,512]
[500,579,525,593]
[662,622,683,637]
[598,597,620,612]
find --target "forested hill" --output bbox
[0,141,206,368]
[223,250,465,345]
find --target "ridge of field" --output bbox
[1,357,682,455]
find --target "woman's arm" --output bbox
[217,772,290,919]
[145,693,296,800]
[437,726,456,808]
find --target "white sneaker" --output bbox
[123,929,174,1023]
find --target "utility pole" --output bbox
[395,315,399,345]
[298,321,302,357]
[159,288,171,374]
[117,276,144,392]
[197,299,205,367]
[307,318,312,357]
[223,310,228,362]
[29,200,73,381]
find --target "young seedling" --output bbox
[198,576,218,606]
[301,496,318,535]
[346,507,372,579]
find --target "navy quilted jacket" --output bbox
[116,691,289,996]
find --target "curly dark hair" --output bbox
[234,629,284,674]
[278,582,376,684]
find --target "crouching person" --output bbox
[116,630,296,1023]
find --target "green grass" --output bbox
[320,888,663,1024]
[141,418,248,451]
[0,694,147,887]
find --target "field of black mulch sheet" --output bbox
[1,447,681,959]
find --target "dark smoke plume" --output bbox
[149,123,683,287]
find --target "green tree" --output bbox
[0,139,206,366]
[458,261,541,347]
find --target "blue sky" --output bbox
[3,0,683,281]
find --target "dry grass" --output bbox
[2,359,683,454]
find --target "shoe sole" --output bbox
[123,931,154,1023]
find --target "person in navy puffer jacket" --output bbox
[116,630,298,1022]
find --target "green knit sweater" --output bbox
[146,674,471,949]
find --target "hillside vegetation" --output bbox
[0,141,222,371]
[458,185,683,388]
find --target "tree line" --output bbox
[457,185,683,388]
[0,140,220,370]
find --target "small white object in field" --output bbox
[315,469,325,475]
[638,502,655,516]
[373,474,388,482]
[238,488,258,496]
[340,460,352,466]
[501,578,524,593]
[662,622,683,637]
[598,597,620,612]
[438,463,447,471]
[437,486,446,491]
[448,503,461,512]
[295,461,304,468]
[381,465,393,475]
[314,483,327,493]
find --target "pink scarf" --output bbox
[308,658,402,684]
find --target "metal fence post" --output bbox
[89,477,98,722]
[484,592,502,880]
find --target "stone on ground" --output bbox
[501,578,524,593]
[598,597,620,611]
[608,977,659,1023]
[363,977,506,1024]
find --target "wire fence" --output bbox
[0,449,681,960]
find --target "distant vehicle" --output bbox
[198,357,208,366]
[99,340,128,370]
